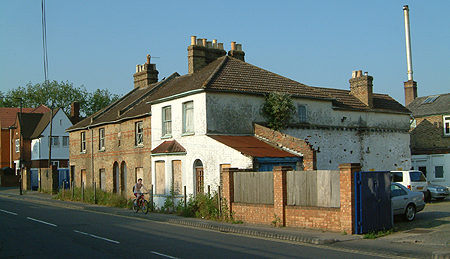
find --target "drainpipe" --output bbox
[90,126,94,186]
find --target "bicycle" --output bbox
[132,192,149,214]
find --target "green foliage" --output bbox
[363,229,393,239]
[262,92,295,130]
[178,192,232,222]
[0,81,120,117]
[55,187,130,208]
[271,214,283,227]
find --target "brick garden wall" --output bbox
[222,163,360,233]
[254,124,316,170]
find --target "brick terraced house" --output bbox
[408,93,450,186]
[68,37,412,206]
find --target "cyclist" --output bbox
[133,178,148,206]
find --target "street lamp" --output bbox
[1,96,23,195]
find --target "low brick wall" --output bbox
[222,163,360,233]
[0,174,19,187]
[233,203,274,225]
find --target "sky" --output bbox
[1,1,449,106]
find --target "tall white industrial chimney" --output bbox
[403,5,417,106]
[403,5,413,81]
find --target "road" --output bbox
[0,196,393,259]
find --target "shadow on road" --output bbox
[393,199,450,231]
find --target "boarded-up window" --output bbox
[81,169,87,186]
[155,161,165,195]
[172,160,182,194]
[99,168,106,191]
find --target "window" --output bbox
[155,161,165,195]
[135,122,143,146]
[172,160,182,194]
[50,136,60,147]
[99,168,106,191]
[162,106,172,137]
[298,105,307,122]
[182,101,194,134]
[81,132,86,152]
[51,161,59,168]
[435,166,444,179]
[444,116,450,137]
[15,139,20,153]
[392,172,403,182]
[63,136,69,147]
[99,128,105,150]
[422,95,439,104]
[409,171,426,182]
[391,184,407,197]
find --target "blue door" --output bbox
[58,169,70,189]
[30,169,38,191]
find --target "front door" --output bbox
[195,167,204,195]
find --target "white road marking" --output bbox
[0,209,18,215]
[150,251,179,259]
[73,230,120,244]
[26,217,57,227]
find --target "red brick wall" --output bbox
[411,115,450,154]
[69,117,152,198]
[254,124,316,170]
[221,164,360,233]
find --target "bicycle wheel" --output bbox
[132,199,139,213]
[142,200,149,214]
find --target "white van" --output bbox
[391,170,429,200]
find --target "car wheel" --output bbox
[404,204,416,221]
[425,191,431,202]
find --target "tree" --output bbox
[0,81,120,117]
[85,89,120,116]
[262,92,295,131]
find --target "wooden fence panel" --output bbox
[234,171,273,204]
[287,170,340,208]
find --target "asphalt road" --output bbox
[0,197,393,259]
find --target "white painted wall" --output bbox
[412,154,450,187]
[31,109,72,163]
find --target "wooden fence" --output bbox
[233,171,273,204]
[287,170,340,208]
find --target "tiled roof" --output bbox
[30,108,60,139]
[407,93,450,117]
[151,56,409,114]
[19,113,44,139]
[0,105,50,128]
[151,140,186,154]
[209,135,297,158]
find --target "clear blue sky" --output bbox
[1,1,449,105]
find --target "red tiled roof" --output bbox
[151,140,186,154]
[0,105,50,128]
[209,135,297,158]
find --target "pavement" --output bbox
[1,187,449,258]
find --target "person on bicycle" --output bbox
[133,178,148,205]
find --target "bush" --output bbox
[177,192,232,222]
[262,92,295,130]
[54,187,130,208]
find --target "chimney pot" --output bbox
[236,44,242,51]
[212,39,217,48]
[352,70,357,78]
[202,38,207,47]
[231,41,236,51]
[196,39,202,46]
[218,43,224,50]
[191,36,197,46]
[146,54,151,64]
[206,41,212,48]
[364,71,368,76]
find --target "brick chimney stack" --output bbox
[188,36,226,74]
[133,54,159,88]
[227,41,245,61]
[70,101,80,124]
[349,70,373,108]
[404,80,417,106]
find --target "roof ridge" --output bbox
[91,86,141,121]
[119,72,180,117]
[202,56,228,89]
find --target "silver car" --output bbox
[427,184,450,200]
[391,183,426,221]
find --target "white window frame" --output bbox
[162,106,172,137]
[50,136,60,147]
[135,122,143,146]
[444,115,450,137]
[182,101,194,134]
[51,161,59,168]
[99,128,105,150]
[81,132,86,152]
[62,136,69,147]
[15,139,20,153]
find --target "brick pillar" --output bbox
[273,166,291,227]
[339,163,361,234]
[221,167,238,215]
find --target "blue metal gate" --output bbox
[354,171,392,234]
[58,169,70,189]
[30,169,39,191]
